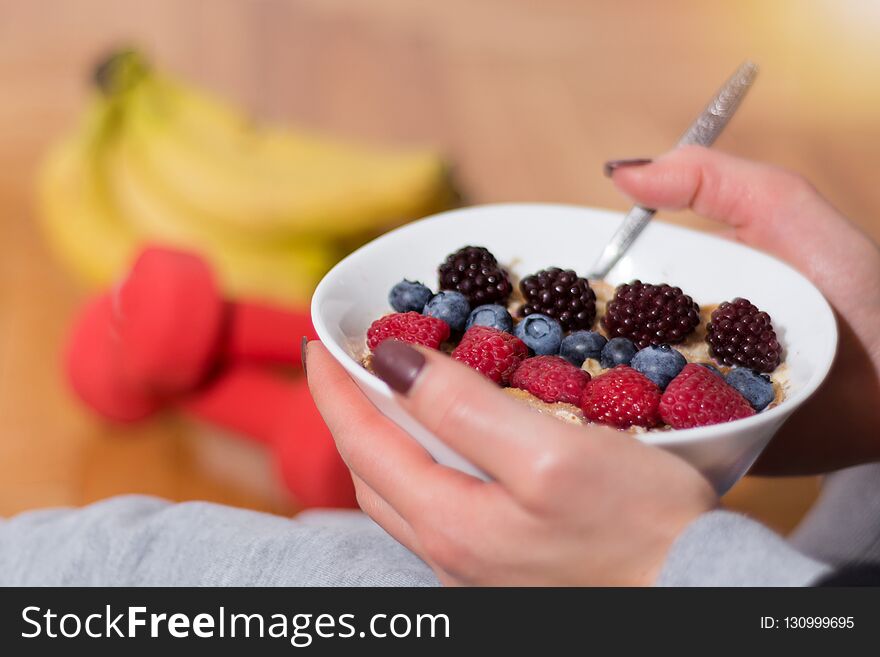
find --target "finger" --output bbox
[609,145,847,255]
[610,145,811,225]
[350,473,420,554]
[305,341,481,520]
[371,339,618,495]
[350,474,461,585]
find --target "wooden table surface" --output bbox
[2,0,879,532]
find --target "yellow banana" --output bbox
[37,49,458,304]
[104,134,341,304]
[112,54,454,239]
[37,105,140,288]
[109,104,327,250]
[39,99,340,304]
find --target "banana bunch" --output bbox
[38,50,457,305]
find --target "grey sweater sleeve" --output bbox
[656,510,831,586]
[659,462,880,586]
[790,463,880,566]
[0,497,832,587]
[0,495,438,587]
[3,464,878,586]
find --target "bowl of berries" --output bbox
[311,203,837,493]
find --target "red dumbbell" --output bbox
[66,293,355,508]
[112,246,317,397]
[182,364,355,509]
[66,294,163,423]
[64,243,354,508]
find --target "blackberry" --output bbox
[601,281,700,348]
[706,298,781,373]
[438,246,512,305]
[518,268,596,331]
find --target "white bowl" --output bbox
[312,203,837,493]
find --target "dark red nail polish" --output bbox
[372,340,426,394]
[603,158,652,177]
[301,336,309,375]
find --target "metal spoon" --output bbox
[588,61,759,280]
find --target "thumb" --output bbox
[610,145,819,222]
[608,145,867,278]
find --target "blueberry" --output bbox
[465,304,513,333]
[599,337,638,368]
[698,362,724,377]
[388,279,433,313]
[726,367,775,411]
[559,331,607,367]
[630,344,687,389]
[423,290,470,332]
[514,313,563,355]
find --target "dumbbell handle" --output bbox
[181,364,356,509]
[183,365,290,442]
[222,302,317,366]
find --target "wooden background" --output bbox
[2,0,879,532]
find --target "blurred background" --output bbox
[1,0,879,531]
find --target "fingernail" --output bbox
[301,336,309,376]
[372,340,425,395]
[603,158,652,177]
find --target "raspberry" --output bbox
[367,312,450,351]
[452,326,528,384]
[510,355,591,406]
[601,281,700,348]
[519,268,597,331]
[706,298,782,373]
[580,366,661,429]
[659,363,755,429]
[438,246,512,305]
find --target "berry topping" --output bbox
[451,326,528,384]
[630,344,687,390]
[519,268,597,331]
[374,244,787,434]
[559,330,607,367]
[601,281,700,348]
[367,312,450,351]
[580,366,662,429]
[388,279,433,313]
[659,363,755,429]
[725,367,775,411]
[599,336,638,369]
[466,304,514,333]
[510,355,591,406]
[438,246,512,305]
[706,298,782,373]
[514,313,563,355]
[423,290,471,332]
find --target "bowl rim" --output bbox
[312,202,838,446]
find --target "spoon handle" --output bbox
[588,61,758,280]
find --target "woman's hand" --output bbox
[306,340,716,586]
[610,146,880,474]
